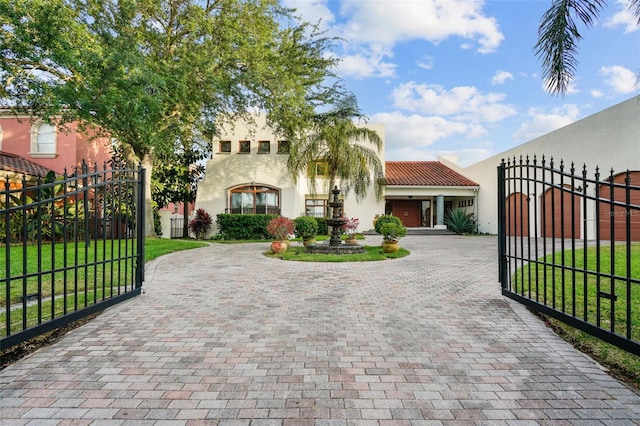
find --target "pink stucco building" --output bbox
[0,110,112,182]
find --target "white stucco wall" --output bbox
[463,95,640,235]
[195,115,386,237]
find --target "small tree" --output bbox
[374,215,406,241]
[189,208,213,240]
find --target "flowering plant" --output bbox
[266,216,295,241]
[342,216,359,236]
[189,208,213,240]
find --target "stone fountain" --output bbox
[307,186,365,254]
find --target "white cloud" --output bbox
[600,65,637,93]
[370,112,469,149]
[512,104,581,141]
[417,55,434,70]
[338,0,504,53]
[284,0,504,80]
[390,82,517,123]
[591,89,604,98]
[338,49,397,79]
[281,0,335,31]
[603,0,639,33]
[491,70,513,86]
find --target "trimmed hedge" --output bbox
[216,214,278,240]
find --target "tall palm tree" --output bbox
[287,96,384,203]
[535,0,640,95]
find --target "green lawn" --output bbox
[0,238,207,337]
[265,244,410,261]
[513,243,640,340]
[513,243,640,389]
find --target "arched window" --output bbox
[229,185,280,215]
[30,120,57,158]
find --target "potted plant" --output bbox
[374,214,407,253]
[342,216,360,245]
[294,215,318,247]
[266,216,295,254]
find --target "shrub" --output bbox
[444,208,476,234]
[215,214,277,240]
[374,214,403,234]
[315,217,328,235]
[378,222,407,241]
[266,216,295,240]
[293,216,318,239]
[374,215,406,241]
[189,208,213,239]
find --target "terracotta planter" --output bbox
[345,236,358,246]
[382,239,400,253]
[302,237,316,247]
[270,240,288,254]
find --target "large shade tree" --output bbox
[286,95,384,203]
[0,0,342,235]
[535,0,640,94]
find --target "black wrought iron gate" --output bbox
[497,156,640,355]
[1,161,145,350]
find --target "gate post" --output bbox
[136,166,146,287]
[497,160,507,289]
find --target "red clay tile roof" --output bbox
[385,161,478,187]
[0,151,54,178]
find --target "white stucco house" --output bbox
[193,114,480,237]
[191,95,638,239]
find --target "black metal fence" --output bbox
[498,156,640,355]
[1,161,145,350]
[170,217,185,238]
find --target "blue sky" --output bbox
[284,0,639,166]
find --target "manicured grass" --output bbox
[0,238,208,337]
[513,243,640,389]
[513,243,640,340]
[0,238,207,306]
[265,244,410,261]
[144,237,208,261]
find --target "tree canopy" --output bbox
[0,0,343,235]
[535,0,640,95]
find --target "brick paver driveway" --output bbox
[1,235,639,424]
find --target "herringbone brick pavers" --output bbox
[1,235,639,425]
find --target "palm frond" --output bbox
[534,0,606,95]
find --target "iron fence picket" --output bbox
[498,158,640,355]
[0,161,145,351]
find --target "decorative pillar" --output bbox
[435,193,446,229]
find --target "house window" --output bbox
[258,140,270,154]
[30,121,57,158]
[277,140,290,154]
[230,185,280,214]
[305,198,328,218]
[239,140,251,153]
[308,161,328,177]
[219,140,231,153]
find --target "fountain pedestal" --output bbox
[307,186,365,255]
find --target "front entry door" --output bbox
[391,200,421,227]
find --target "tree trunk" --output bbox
[183,198,189,238]
[140,152,156,237]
